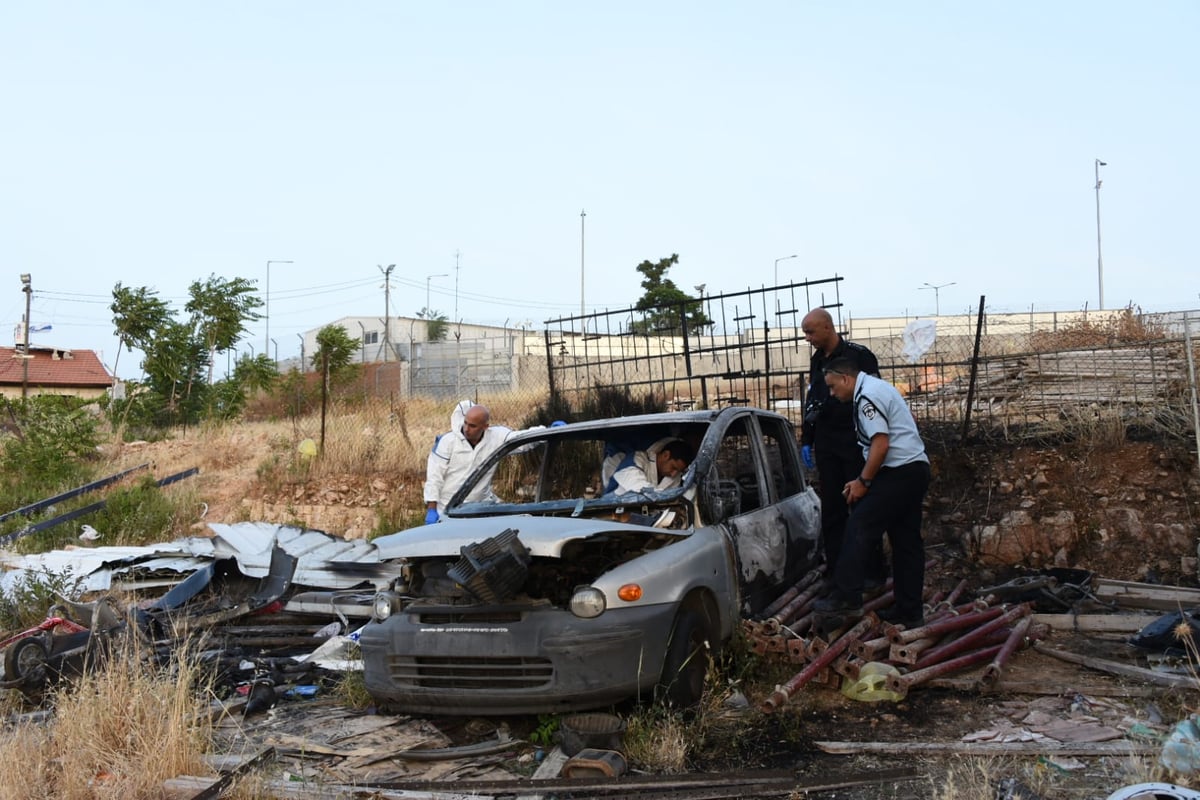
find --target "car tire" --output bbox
[5,635,49,686]
[657,608,712,708]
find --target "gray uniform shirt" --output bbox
[852,372,929,467]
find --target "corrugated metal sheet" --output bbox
[0,523,405,596]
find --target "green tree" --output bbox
[631,254,711,335]
[111,283,173,378]
[417,307,450,342]
[184,274,263,384]
[139,318,209,424]
[233,353,279,395]
[311,324,359,380]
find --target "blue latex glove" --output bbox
[550,420,567,427]
[801,445,815,470]
[424,508,439,525]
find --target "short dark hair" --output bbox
[661,439,694,464]
[823,356,862,377]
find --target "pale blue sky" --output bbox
[3,2,1197,378]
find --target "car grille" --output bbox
[415,610,523,624]
[386,655,554,690]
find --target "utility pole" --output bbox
[296,333,305,371]
[20,273,31,399]
[453,250,461,323]
[378,264,395,362]
[1094,159,1107,310]
[580,209,586,317]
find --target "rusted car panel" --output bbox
[360,407,821,714]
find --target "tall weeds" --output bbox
[0,637,214,800]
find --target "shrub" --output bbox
[0,397,99,503]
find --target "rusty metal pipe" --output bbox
[757,567,824,622]
[914,604,1031,671]
[762,614,876,713]
[978,616,1033,692]
[945,578,970,606]
[900,626,1011,665]
[763,583,823,634]
[886,643,1005,696]
[888,605,1007,645]
[891,636,939,664]
[851,635,891,660]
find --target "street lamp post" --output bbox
[19,273,31,399]
[426,273,448,315]
[1094,158,1107,310]
[266,259,293,354]
[774,254,798,286]
[580,209,586,317]
[919,282,956,316]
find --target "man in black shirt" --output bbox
[800,308,885,584]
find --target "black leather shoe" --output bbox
[813,594,863,617]
[877,607,924,628]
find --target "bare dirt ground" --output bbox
[120,427,1200,798]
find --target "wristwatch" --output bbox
[858,475,873,488]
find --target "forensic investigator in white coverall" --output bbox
[422,401,514,523]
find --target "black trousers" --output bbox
[834,460,931,616]
[815,444,884,580]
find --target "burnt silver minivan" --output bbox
[359,407,820,714]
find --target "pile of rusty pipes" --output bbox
[744,572,1047,712]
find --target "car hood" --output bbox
[372,515,685,560]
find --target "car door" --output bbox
[705,411,819,615]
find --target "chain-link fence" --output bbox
[312,285,1200,454]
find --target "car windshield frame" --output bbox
[446,419,712,518]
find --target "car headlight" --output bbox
[373,591,403,621]
[569,586,607,618]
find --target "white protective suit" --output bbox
[422,400,517,512]
[601,436,684,495]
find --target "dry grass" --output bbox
[1030,305,1168,352]
[0,637,214,800]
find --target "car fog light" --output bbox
[373,592,402,621]
[570,586,606,618]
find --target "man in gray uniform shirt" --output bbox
[812,356,932,627]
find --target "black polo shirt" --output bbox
[801,337,880,449]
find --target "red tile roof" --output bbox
[0,346,114,388]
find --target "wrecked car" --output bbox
[359,407,822,714]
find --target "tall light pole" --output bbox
[1094,158,1107,309]
[774,254,798,286]
[378,264,395,362]
[580,209,586,317]
[919,281,956,316]
[265,259,293,354]
[19,273,31,399]
[426,273,448,314]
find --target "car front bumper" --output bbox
[360,601,678,715]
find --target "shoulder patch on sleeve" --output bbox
[861,400,879,420]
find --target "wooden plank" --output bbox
[1032,613,1158,632]
[923,676,1158,696]
[1033,643,1200,689]
[1093,579,1200,611]
[814,740,1157,756]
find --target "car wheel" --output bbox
[5,635,49,686]
[657,608,712,708]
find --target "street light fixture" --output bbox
[774,254,798,286]
[426,273,448,314]
[265,259,293,353]
[919,282,956,316]
[1094,158,1107,310]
